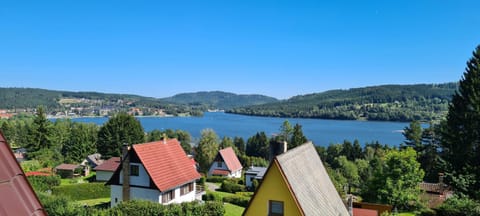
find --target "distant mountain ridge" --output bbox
[161,91,278,110]
[228,83,459,122]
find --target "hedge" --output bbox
[51,183,110,200]
[206,176,227,183]
[27,175,61,192]
[223,195,250,207]
[220,181,246,193]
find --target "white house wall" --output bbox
[96,171,113,182]
[110,182,197,207]
[119,162,150,187]
[110,185,161,207]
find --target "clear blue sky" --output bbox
[1,1,479,99]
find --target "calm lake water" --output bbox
[70,112,409,147]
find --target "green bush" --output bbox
[235,192,254,197]
[20,160,42,172]
[100,200,225,216]
[435,196,480,216]
[223,195,250,207]
[52,183,110,200]
[206,176,227,183]
[202,192,222,201]
[198,176,206,186]
[418,208,436,216]
[28,175,61,192]
[37,192,84,216]
[220,181,246,193]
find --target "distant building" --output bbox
[419,173,453,208]
[243,142,350,216]
[54,164,89,178]
[208,147,243,178]
[82,153,103,168]
[107,139,201,207]
[0,131,46,215]
[94,157,120,182]
[245,166,267,189]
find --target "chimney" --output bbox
[122,143,130,202]
[269,140,288,162]
[163,133,167,144]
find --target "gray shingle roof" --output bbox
[276,142,349,216]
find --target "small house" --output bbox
[208,147,242,178]
[54,164,88,178]
[94,157,120,182]
[243,142,350,216]
[82,153,103,168]
[107,139,201,207]
[245,166,267,189]
[419,173,453,208]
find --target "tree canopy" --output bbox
[97,112,145,158]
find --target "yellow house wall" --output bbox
[243,161,303,216]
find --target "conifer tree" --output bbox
[441,45,480,199]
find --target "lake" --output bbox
[70,112,409,146]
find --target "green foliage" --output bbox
[20,160,42,172]
[245,132,269,159]
[195,129,219,172]
[279,120,292,142]
[162,91,278,110]
[206,176,228,183]
[365,148,424,210]
[223,195,250,207]
[108,200,227,216]
[97,112,145,158]
[228,83,457,122]
[441,45,480,200]
[238,155,269,168]
[37,192,84,216]
[26,106,56,160]
[435,196,480,216]
[289,123,307,149]
[403,120,423,149]
[220,180,247,193]
[63,122,99,163]
[28,175,61,192]
[202,192,223,202]
[146,129,192,154]
[51,183,110,201]
[233,136,246,155]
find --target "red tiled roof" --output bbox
[94,157,120,172]
[0,132,46,215]
[55,164,80,171]
[218,147,242,172]
[25,172,51,177]
[132,139,201,192]
[211,169,231,176]
[353,208,378,216]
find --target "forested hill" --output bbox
[161,91,278,110]
[227,83,458,122]
[0,87,201,116]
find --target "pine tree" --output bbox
[441,45,480,199]
[403,120,423,151]
[97,112,145,158]
[289,123,307,149]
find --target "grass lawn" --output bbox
[398,213,415,216]
[52,182,110,200]
[224,203,245,216]
[75,197,110,206]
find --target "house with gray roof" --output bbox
[245,166,267,189]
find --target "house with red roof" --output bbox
[107,139,201,207]
[94,157,120,181]
[208,147,243,178]
[0,132,46,215]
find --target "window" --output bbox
[130,165,139,176]
[269,200,284,216]
[162,190,175,203]
[217,161,222,168]
[180,183,193,195]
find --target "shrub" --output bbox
[435,196,480,216]
[21,160,42,172]
[37,192,84,216]
[223,195,250,207]
[202,192,222,201]
[206,176,227,183]
[220,181,246,193]
[27,175,61,192]
[102,200,225,216]
[235,192,254,197]
[418,208,436,216]
[198,176,206,186]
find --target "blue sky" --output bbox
[1,1,479,99]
